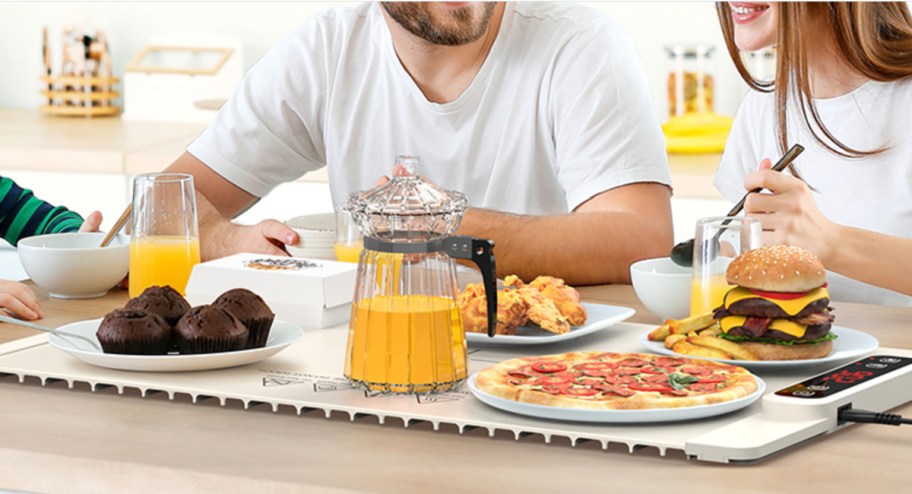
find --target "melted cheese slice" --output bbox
[718,315,808,339]
[723,286,830,316]
[720,286,830,339]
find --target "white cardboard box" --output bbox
[185,253,356,329]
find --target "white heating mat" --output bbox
[0,321,900,463]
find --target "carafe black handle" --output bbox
[443,236,497,338]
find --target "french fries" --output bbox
[647,313,716,341]
[689,335,759,361]
[671,341,731,360]
[648,314,759,361]
[664,333,688,350]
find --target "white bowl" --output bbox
[294,237,335,248]
[286,245,336,260]
[18,232,129,299]
[629,257,692,320]
[286,213,335,239]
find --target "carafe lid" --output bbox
[347,155,467,242]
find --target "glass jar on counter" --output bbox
[665,45,716,117]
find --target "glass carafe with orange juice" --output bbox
[690,216,761,316]
[343,155,497,394]
[129,173,200,297]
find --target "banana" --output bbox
[662,111,734,154]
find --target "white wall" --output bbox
[0,1,748,119]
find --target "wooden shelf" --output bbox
[40,105,120,118]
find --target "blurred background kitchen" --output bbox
[0,1,762,280]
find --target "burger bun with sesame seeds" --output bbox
[711,245,836,360]
[725,244,827,293]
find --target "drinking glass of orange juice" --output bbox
[690,216,761,316]
[334,206,363,263]
[129,173,200,297]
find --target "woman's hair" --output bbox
[717,2,912,158]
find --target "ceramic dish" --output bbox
[48,319,303,372]
[638,326,879,369]
[465,302,634,346]
[467,372,765,423]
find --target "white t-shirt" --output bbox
[715,79,912,307]
[188,2,670,215]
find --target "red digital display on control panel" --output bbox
[775,356,912,398]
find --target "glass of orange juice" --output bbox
[690,216,761,316]
[129,173,200,297]
[334,206,363,263]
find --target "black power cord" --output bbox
[839,408,912,426]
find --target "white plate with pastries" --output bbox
[48,319,303,372]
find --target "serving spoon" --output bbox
[669,144,805,267]
[0,314,102,351]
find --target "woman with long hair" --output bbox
[715,2,912,305]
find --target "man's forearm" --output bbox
[458,207,671,286]
[162,151,291,261]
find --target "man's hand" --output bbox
[164,152,303,261]
[743,158,836,260]
[0,280,42,320]
[78,211,103,232]
[201,217,299,261]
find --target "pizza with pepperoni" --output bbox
[475,352,758,410]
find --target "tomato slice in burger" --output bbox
[747,288,810,300]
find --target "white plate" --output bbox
[638,325,879,369]
[465,302,635,346]
[467,372,765,423]
[48,319,304,372]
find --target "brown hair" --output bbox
[717,2,912,158]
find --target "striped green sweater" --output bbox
[0,176,84,246]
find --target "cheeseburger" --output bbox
[712,245,836,360]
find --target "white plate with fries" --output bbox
[466,303,635,346]
[639,326,879,369]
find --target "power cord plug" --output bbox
[839,408,912,426]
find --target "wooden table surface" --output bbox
[1,282,910,493]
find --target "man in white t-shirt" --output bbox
[166,2,673,285]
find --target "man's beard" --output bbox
[382,2,496,46]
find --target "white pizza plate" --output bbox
[638,325,879,369]
[48,319,303,372]
[466,302,635,346]
[467,372,766,423]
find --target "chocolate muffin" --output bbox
[213,288,275,349]
[96,308,171,355]
[126,285,191,327]
[174,305,249,354]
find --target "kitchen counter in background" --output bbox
[0,108,725,245]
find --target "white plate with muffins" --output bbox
[48,319,303,372]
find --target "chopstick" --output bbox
[725,144,805,217]
[99,204,132,247]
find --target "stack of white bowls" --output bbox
[285,213,336,260]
